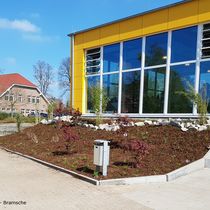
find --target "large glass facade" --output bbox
[103,74,119,113]
[123,39,142,70]
[168,64,195,113]
[145,32,168,67]
[121,71,140,113]
[87,76,100,113]
[103,43,120,73]
[200,61,210,113]
[85,23,210,116]
[171,26,197,63]
[143,68,166,113]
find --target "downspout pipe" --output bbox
[70,34,74,109]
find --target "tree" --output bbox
[58,57,71,97]
[33,60,53,96]
[89,86,109,125]
[177,82,209,125]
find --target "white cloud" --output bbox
[0,18,39,33]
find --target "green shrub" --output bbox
[177,83,208,125]
[89,86,109,125]
[0,112,10,120]
[16,114,22,132]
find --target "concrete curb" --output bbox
[166,158,204,182]
[1,147,209,186]
[98,175,166,186]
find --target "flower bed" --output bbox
[0,121,209,180]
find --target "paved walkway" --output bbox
[0,123,34,136]
[0,149,210,210]
[0,149,150,210]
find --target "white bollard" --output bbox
[93,140,110,176]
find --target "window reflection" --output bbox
[123,39,142,70]
[87,76,100,113]
[103,74,119,113]
[103,43,120,73]
[168,64,195,113]
[121,71,140,113]
[145,32,168,67]
[143,68,165,113]
[200,61,210,113]
[171,26,197,63]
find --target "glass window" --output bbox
[202,24,210,59]
[145,32,168,67]
[32,97,36,103]
[143,67,166,113]
[200,61,210,113]
[18,95,22,102]
[87,76,100,113]
[171,26,197,63]
[103,74,119,113]
[121,71,140,113]
[36,97,40,104]
[86,48,101,75]
[9,95,14,102]
[123,39,142,70]
[103,43,120,73]
[168,63,195,113]
[4,95,9,101]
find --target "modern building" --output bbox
[0,73,49,115]
[68,0,210,117]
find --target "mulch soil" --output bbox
[0,122,209,180]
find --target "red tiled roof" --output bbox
[0,73,36,96]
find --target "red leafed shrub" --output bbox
[54,102,70,116]
[121,140,150,168]
[62,127,79,153]
[69,108,81,117]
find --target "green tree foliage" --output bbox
[89,86,109,125]
[47,102,56,120]
[177,83,208,125]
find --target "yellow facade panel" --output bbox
[168,1,199,30]
[100,23,120,45]
[74,33,84,50]
[198,0,210,23]
[74,63,84,77]
[74,80,84,91]
[74,49,84,64]
[73,100,83,112]
[83,29,100,49]
[142,9,168,36]
[119,16,143,41]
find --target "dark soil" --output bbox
[0,123,209,180]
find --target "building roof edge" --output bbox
[67,0,192,37]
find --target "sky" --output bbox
[0,0,183,100]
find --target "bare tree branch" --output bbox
[58,57,71,97]
[33,60,53,96]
